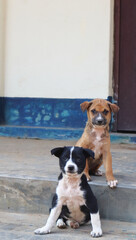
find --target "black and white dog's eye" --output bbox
[76,158,81,162]
[103,109,109,115]
[62,157,68,162]
[91,109,97,115]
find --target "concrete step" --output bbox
[0,125,136,143]
[0,211,136,240]
[0,175,136,223]
[0,137,136,222]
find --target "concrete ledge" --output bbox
[110,133,136,144]
[0,125,136,143]
[0,176,136,222]
[0,125,83,140]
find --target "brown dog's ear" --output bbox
[108,102,119,113]
[80,101,92,112]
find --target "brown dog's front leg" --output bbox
[103,151,118,188]
[84,159,91,181]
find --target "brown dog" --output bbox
[75,98,119,188]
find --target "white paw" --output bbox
[56,219,66,229]
[108,180,118,188]
[34,226,51,235]
[94,170,103,176]
[90,228,102,238]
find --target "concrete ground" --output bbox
[0,137,136,187]
[0,211,136,240]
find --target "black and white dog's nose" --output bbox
[68,165,74,172]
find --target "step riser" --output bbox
[0,177,135,222]
[91,184,136,222]
[0,178,56,215]
[0,126,136,143]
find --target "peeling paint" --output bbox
[35,114,42,123]
[61,110,69,117]
[42,109,46,115]
[55,113,59,118]
[44,115,51,121]
[0,97,112,130]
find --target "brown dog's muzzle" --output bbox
[92,113,107,126]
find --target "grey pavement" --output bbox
[0,211,136,240]
[0,137,136,187]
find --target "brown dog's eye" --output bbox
[103,109,109,115]
[91,109,97,114]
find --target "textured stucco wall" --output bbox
[2,0,114,99]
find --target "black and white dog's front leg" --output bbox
[85,189,102,237]
[90,211,102,237]
[34,194,62,235]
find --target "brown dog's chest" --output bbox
[89,129,107,160]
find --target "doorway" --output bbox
[113,0,136,132]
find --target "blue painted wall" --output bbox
[0,96,116,140]
[0,97,91,128]
[0,97,136,143]
[0,97,5,124]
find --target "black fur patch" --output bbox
[52,193,58,209]
[58,205,71,224]
[80,205,90,223]
[80,174,98,214]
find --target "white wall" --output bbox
[3,0,114,99]
[0,0,5,96]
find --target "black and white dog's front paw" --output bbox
[56,219,66,229]
[90,227,102,238]
[34,226,51,235]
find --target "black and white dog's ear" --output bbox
[51,147,64,158]
[83,148,95,159]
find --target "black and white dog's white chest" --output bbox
[56,174,89,224]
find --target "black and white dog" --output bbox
[34,146,102,237]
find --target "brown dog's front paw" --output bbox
[94,170,103,176]
[84,171,92,181]
[86,174,92,181]
[107,179,118,188]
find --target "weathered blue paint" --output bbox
[0,96,112,127]
[110,133,136,144]
[0,125,136,143]
[2,96,132,142]
[0,126,83,140]
[0,97,90,128]
[0,97,5,124]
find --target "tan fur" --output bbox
[75,98,119,187]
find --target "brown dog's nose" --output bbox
[97,119,103,125]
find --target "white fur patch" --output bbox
[56,174,86,223]
[34,204,62,234]
[108,180,118,188]
[64,147,78,173]
[90,212,102,237]
[97,113,103,121]
[56,218,66,228]
[91,129,104,159]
